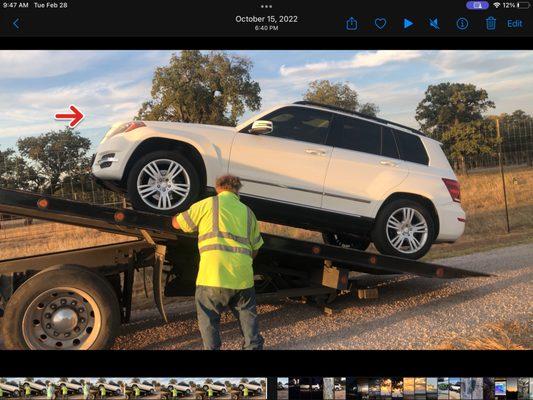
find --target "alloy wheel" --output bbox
[385,207,429,254]
[137,159,191,210]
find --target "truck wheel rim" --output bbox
[386,207,428,254]
[137,159,191,210]
[22,287,102,350]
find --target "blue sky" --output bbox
[0,50,532,152]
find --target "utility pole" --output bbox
[496,118,510,233]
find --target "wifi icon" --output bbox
[493,2,501,7]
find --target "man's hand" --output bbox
[171,216,180,230]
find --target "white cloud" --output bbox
[0,51,109,78]
[279,50,422,77]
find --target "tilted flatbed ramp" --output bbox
[0,188,489,279]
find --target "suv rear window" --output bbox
[393,129,429,165]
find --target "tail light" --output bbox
[442,178,461,203]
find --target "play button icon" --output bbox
[404,18,414,29]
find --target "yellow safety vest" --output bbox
[176,191,264,289]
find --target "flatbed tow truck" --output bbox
[0,188,489,350]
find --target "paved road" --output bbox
[113,243,532,350]
[1,244,531,350]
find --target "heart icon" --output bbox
[374,17,387,29]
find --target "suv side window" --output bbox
[381,128,400,159]
[393,129,429,165]
[244,106,332,144]
[332,115,381,155]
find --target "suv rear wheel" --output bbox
[372,198,435,259]
[127,150,200,215]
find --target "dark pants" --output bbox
[195,285,264,350]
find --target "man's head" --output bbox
[215,174,242,194]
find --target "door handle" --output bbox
[305,149,326,156]
[380,160,398,167]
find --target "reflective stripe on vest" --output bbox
[197,196,254,256]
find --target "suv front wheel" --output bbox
[127,150,201,215]
[372,199,435,260]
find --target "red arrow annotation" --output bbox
[54,105,85,128]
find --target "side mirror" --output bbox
[249,120,273,135]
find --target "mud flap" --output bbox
[139,229,168,323]
[153,244,168,323]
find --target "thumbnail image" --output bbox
[289,378,300,400]
[278,379,289,400]
[322,378,345,400]
[483,378,495,400]
[403,379,414,400]
[507,378,518,400]
[368,379,380,400]
[391,379,403,399]
[462,377,484,400]
[437,378,449,400]
[448,378,461,400]
[518,378,529,400]
[354,379,369,400]
[299,378,323,400]
[529,379,533,400]
[462,378,475,400]
[495,379,507,397]
[426,378,438,400]
[380,379,392,399]
[345,379,357,400]
[414,379,426,400]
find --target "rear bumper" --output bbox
[435,201,466,242]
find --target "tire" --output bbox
[187,389,192,395]
[238,386,244,391]
[2,264,121,350]
[322,232,370,251]
[127,150,201,215]
[203,386,209,392]
[372,199,435,260]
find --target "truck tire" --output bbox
[2,264,120,350]
[372,198,435,260]
[127,150,201,215]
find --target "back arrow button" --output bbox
[13,18,20,30]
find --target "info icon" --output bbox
[456,17,469,30]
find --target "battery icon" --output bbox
[517,1,531,8]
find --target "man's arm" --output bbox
[171,216,180,230]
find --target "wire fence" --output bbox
[0,118,532,236]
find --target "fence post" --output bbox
[496,118,511,233]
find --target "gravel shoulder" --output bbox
[111,243,533,350]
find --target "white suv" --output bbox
[92,101,465,259]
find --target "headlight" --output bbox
[103,121,146,142]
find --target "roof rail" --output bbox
[293,101,426,136]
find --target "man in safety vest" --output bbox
[61,384,68,399]
[25,384,31,399]
[173,174,264,350]
[47,382,54,400]
[99,385,106,399]
[207,387,214,398]
[243,387,249,398]
[82,381,90,400]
